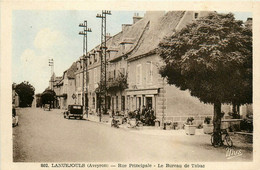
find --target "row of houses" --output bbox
[50,11,252,125]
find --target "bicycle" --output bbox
[211,128,233,147]
[111,116,120,128]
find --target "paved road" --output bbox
[13,108,252,162]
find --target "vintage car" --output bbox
[43,104,51,111]
[64,105,83,119]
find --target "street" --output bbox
[13,108,253,162]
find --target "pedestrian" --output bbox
[12,106,16,117]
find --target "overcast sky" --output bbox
[12,11,252,94]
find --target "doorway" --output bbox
[146,97,153,109]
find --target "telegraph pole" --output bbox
[48,58,54,90]
[96,10,111,122]
[79,20,92,116]
[48,58,54,108]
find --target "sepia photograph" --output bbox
[1,1,259,170]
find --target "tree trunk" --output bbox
[213,101,222,145]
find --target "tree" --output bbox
[35,93,43,107]
[41,89,56,106]
[157,13,252,144]
[15,81,35,107]
[107,72,128,93]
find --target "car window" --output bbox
[72,106,81,109]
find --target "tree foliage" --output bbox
[107,72,128,92]
[14,81,35,107]
[158,13,252,106]
[41,89,56,105]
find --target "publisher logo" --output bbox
[226,147,242,159]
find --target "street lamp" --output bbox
[79,20,91,117]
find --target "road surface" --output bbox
[13,108,253,162]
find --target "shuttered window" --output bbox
[94,68,97,84]
[136,64,142,85]
[146,61,153,84]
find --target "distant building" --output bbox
[12,89,19,107]
[58,62,77,109]
[75,57,87,106]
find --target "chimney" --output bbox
[247,17,252,21]
[105,33,111,41]
[133,13,142,24]
[122,24,132,32]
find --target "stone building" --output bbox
[82,11,217,126]
[55,62,77,109]
[12,88,19,107]
[75,57,87,106]
[70,11,252,126]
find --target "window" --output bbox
[94,54,97,63]
[136,64,142,85]
[89,56,92,65]
[194,12,199,19]
[108,71,112,80]
[116,96,119,110]
[120,68,125,75]
[80,74,82,87]
[92,97,95,107]
[89,70,92,85]
[94,68,97,84]
[121,96,125,111]
[146,61,153,84]
[112,97,114,110]
[107,96,111,109]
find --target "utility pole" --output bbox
[96,10,111,122]
[48,58,54,108]
[48,58,54,90]
[79,20,92,117]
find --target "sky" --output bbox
[12,10,252,94]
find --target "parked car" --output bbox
[44,104,51,111]
[64,105,83,119]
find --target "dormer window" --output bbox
[94,54,97,63]
[89,56,92,65]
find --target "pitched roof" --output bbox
[65,62,77,79]
[107,11,185,62]
[108,15,149,62]
[127,11,185,61]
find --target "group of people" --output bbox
[128,106,156,126]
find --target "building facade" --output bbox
[55,62,77,109]
[51,11,252,126]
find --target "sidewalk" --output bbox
[85,114,208,137]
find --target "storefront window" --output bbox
[116,96,119,110]
[121,96,125,111]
